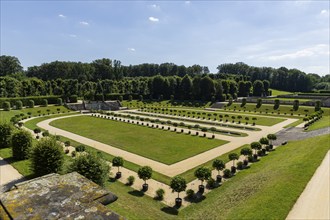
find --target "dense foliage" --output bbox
[68,152,110,186]
[30,138,64,176]
[1,56,328,101]
[11,130,33,160]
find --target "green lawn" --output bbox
[267,97,312,102]
[0,105,71,122]
[50,116,228,165]
[107,134,330,219]
[271,89,293,96]
[306,115,330,131]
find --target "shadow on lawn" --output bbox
[128,190,145,197]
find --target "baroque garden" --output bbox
[0,56,329,219]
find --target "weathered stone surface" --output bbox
[0,172,122,220]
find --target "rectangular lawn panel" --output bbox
[50,116,228,165]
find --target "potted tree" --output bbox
[170,176,187,207]
[267,134,277,150]
[33,128,41,139]
[138,166,153,191]
[228,153,239,174]
[212,159,225,182]
[112,156,124,179]
[259,137,269,154]
[251,142,262,161]
[240,147,252,166]
[194,167,211,194]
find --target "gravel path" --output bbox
[274,127,330,146]
[36,114,297,176]
[286,151,330,220]
[0,157,25,193]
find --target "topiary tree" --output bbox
[228,153,239,173]
[259,137,269,153]
[3,101,11,111]
[57,98,63,106]
[212,159,225,182]
[28,100,34,108]
[267,134,277,147]
[251,142,261,160]
[16,100,23,110]
[274,99,280,110]
[11,130,33,160]
[240,147,252,165]
[0,121,14,148]
[30,138,64,176]
[170,176,187,207]
[138,166,153,191]
[293,100,299,111]
[33,128,41,138]
[315,100,321,112]
[42,99,48,107]
[112,156,124,178]
[68,152,110,186]
[194,166,211,193]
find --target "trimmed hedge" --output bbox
[0,96,62,107]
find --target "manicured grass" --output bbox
[0,147,33,177]
[24,112,78,131]
[149,107,286,126]
[306,115,330,131]
[180,134,330,219]
[271,89,293,96]
[0,105,71,122]
[50,116,228,165]
[267,97,312,102]
[180,144,249,182]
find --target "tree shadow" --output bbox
[183,192,206,204]
[161,206,179,215]
[128,190,145,197]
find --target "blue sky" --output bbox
[1,1,329,76]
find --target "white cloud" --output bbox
[128,48,136,52]
[148,16,159,22]
[69,34,77,38]
[58,14,66,18]
[79,21,89,26]
[150,4,160,10]
[185,1,191,4]
[320,9,329,16]
[268,44,329,61]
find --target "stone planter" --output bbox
[198,185,205,194]
[142,183,148,192]
[116,172,122,179]
[175,198,182,207]
[216,175,222,182]
[243,159,248,166]
[231,166,236,174]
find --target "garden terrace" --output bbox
[138,107,284,127]
[108,111,248,137]
[49,116,228,165]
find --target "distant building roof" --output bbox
[0,172,123,220]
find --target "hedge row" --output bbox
[0,95,77,107]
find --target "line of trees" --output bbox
[0,74,270,101]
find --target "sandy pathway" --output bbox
[286,151,330,220]
[0,157,25,192]
[36,113,297,176]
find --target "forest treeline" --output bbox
[0,55,329,101]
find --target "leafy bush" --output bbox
[75,145,86,152]
[30,138,64,176]
[223,169,232,178]
[11,130,33,160]
[42,99,48,107]
[207,178,216,189]
[28,100,34,108]
[16,100,23,109]
[186,189,195,200]
[57,98,63,106]
[155,188,165,200]
[127,175,135,186]
[3,101,10,111]
[237,161,244,170]
[42,130,50,137]
[0,121,14,148]
[68,153,110,186]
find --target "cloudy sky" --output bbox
[1,1,329,76]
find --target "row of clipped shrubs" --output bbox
[0,95,79,109]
